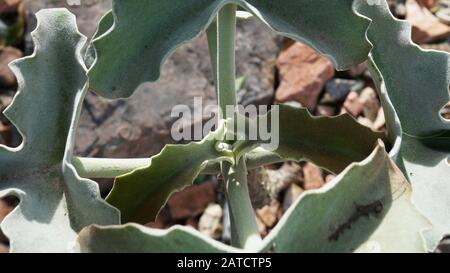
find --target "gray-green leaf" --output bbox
[88,0,371,98]
[354,0,450,250]
[259,142,430,253]
[106,122,232,224]
[0,9,119,253]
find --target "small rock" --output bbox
[282,101,303,109]
[441,102,450,119]
[248,163,302,209]
[0,47,23,88]
[407,0,450,43]
[418,0,438,9]
[343,91,364,117]
[186,217,199,230]
[358,116,374,128]
[324,78,364,104]
[168,182,215,220]
[282,184,303,211]
[0,122,8,145]
[325,174,336,183]
[360,87,380,121]
[0,0,22,14]
[372,108,386,131]
[0,244,8,253]
[302,162,325,190]
[395,2,407,18]
[347,62,368,78]
[275,41,335,110]
[256,200,280,228]
[198,203,223,240]
[316,105,336,116]
[255,216,268,237]
[0,197,17,244]
[436,237,450,253]
[145,208,171,229]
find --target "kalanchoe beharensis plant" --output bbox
[0,0,448,253]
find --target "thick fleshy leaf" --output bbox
[354,1,450,137]
[0,9,119,253]
[84,10,113,69]
[233,105,387,174]
[106,123,233,224]
[78,224,238,253]
[88,0,371,98]
[79,143,430,253]
[354,0,450,250]
[397,134,450,250]
[259,143,430,253]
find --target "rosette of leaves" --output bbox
[76,0,445,253]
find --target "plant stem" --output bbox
[72,151,285,178]
[223,159,262,250]
[216,4,261,250]
[72,157,149,178]
[217,4,237,117]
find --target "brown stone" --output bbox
[0,197,16,244]
[417,0,437,9]
[360,87,380,121]
[358,116,374,128]
[255,216,267,237]
[325,174,336,183]
[0,47,23,88]
[343,91,364,117]
[0,0,22,13]
[168,182,215,220]
[302,163,325,190]
[372,108,386,131]
[275,42,335,110]
[256,200,280,228]
[198,203,223,240]
[407,0,450,44]
[0,244,8,253]
[316,105,336,116]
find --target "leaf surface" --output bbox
[354,0,450,250]
[88,0,371,98]
[0,9,119,253]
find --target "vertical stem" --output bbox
[223,159,262,250]
[216,4,237,118]
[206,20,218,92]
[215,4,262,250]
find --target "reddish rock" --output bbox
[372,108,386,131]
[0,244,8,253]
[316,105,336,116]
[168,182,215,220]
[0,197,16,244]
[325,174,336,183]
[418,0,437,9]
[255,216,267,237]
[0,47,23,88]
[198,203,223,240]
[256,200,280,228]
[302,163,325,190]
[343,91,364,117]
[275,42,335,110]
[145,208,171,229]
[360,87,380,121]
[407,0,450,44]
[0,0,22,13]
[347,62,367,77]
